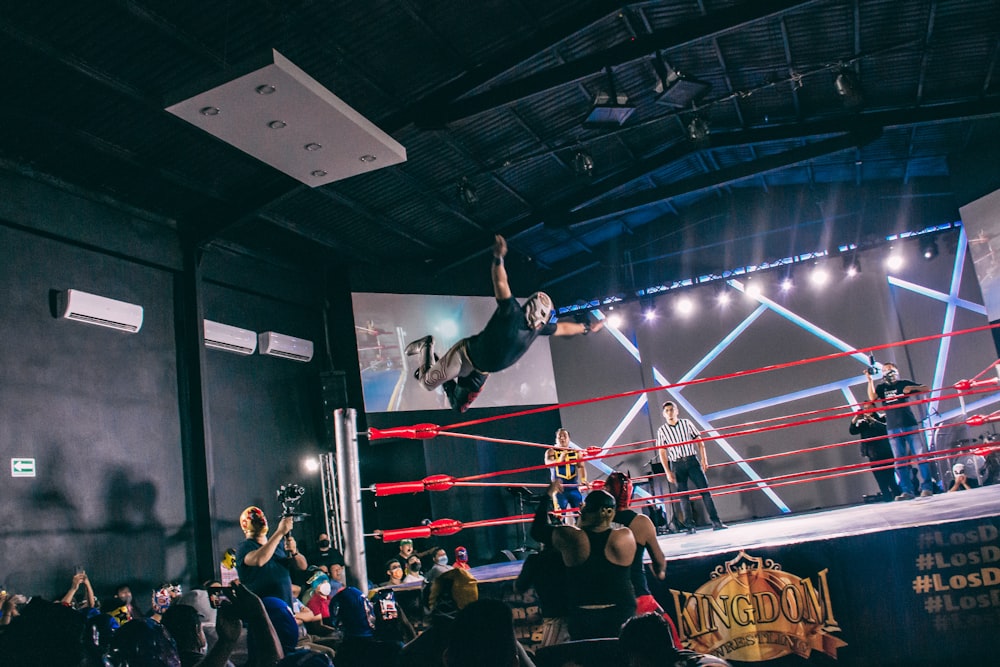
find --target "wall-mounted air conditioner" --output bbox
[258,331,314,362]
[204,319,257,355]
[56,289,144,333]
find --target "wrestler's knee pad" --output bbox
[421,340,469,390]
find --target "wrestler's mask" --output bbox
[605,471,633,510]
[240,506,268,536]
[523,292,553,329]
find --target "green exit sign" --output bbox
[11,458,35,478]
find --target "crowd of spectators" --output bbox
[0,500,728,667]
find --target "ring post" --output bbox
[334,408,368,594]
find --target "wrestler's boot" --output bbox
[446,371,488,413]
[404,335,434,380]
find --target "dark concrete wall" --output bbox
[0,174,363,601]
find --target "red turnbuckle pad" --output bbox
[424,474,456,491]
[428,518,463,536]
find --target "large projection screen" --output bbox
[352,292,558,412]
[962,188,1000,321]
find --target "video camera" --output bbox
[277,483,308,520]
[863,353,879,376]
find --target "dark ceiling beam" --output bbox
[0,22,157,111]
[112,0,228,68]
[388,167,490,235]
[429,96,1000,272]
[255,212,370,260]
[915,1,938,104]
[414,0,820,127]
[778,18,802,119]
[311,187,440,252]
[563,97,1000,215]
[189,181,303,248]
[383,1,626,131]
[553,125,884,228]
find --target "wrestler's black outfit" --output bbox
[444,297,556,411]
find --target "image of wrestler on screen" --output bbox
[404,234,602,412]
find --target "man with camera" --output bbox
[849,400,901,502]
[867,362,934,499]
[235,505,307,605]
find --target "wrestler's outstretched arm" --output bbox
[492,234,512,300]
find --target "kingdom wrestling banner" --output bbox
[468,515,1000,664]
[646,516,1000,666]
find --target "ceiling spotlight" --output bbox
[606,313,623,329]
[921,237,939,260]
[573,150,595,176]
[885,252,904,272]
[687,117,710,142]
[643,308,657,321]
[834,67,864,108]
[267,120,287,129]
[717,290,731,306]
[654,58,711,109]
[583,67,636,129]
[809,266,830,287]
[675,296,694,316]
[745,282,763,299]
[457,177,478,208]
[780,276,794,292]
[199,106,220,116]
[302,457,319,474]
[843,254,861,277]
[255,84,276,95]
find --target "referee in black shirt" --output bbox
[655,401,727,533]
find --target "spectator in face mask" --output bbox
[403,555,426,583]
[425,547,451,585]
[313,533,345,575]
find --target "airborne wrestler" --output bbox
[405,234,601,412]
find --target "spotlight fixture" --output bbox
[716,289,731,306]
[834,66,864,108]
[457,177,478,208]
[653,54,711,109]
[573,150,595,177]
[885,252,904,272]
[843,254,861,277]
[745,281,763,299]
[675,296,694,316]
[809,266,830,287]
[920,237,939,261]
[687,117,710,142]
[780,277,794,292]
[583,67,635,129]
[643,308,657,321]
[606,313,624,329]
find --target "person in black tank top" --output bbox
[542,485,637,640]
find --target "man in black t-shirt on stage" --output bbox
[405,234,602,412]
[867,362,934,500]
